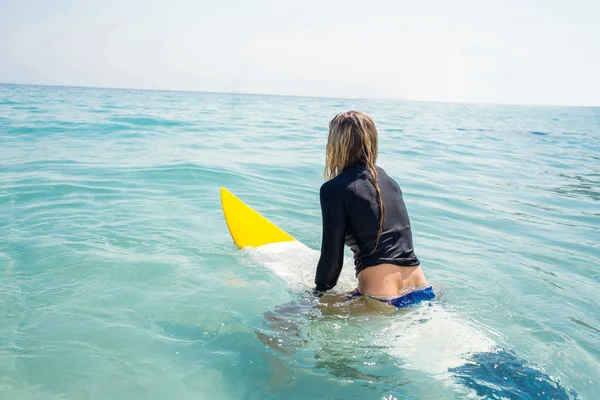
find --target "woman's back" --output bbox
[315,163,420,290]
[343,164,420,273]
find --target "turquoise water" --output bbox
[1,84,598,399]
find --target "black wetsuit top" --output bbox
[314,163,420,292]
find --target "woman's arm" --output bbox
[314,182,346,293]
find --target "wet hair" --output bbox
[324,110,385,253]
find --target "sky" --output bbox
[1,0,599,106]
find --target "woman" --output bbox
[314,111,434,308]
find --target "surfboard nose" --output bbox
[220,187,295,249]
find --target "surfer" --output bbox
[313,111,434,308]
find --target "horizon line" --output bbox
[1,81,598,109]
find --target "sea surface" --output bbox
[0,84,598,399]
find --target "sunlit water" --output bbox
[1,84,598,399]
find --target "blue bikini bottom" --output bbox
[347,285,435,308]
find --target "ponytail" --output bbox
[367,164,385,255]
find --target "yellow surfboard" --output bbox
[220,187,295,249]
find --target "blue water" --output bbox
[0,84,598,399]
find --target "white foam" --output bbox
[242,240,357,293]
[383,305,496,374]
[243,240,498,383]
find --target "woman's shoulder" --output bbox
[375,165,390,177]
[320,167,361,197]
[374,165,403,193]
[375,165,397,181]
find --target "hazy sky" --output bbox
[1,0,599,106]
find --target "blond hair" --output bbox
[324,111,385,253]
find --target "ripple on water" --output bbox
[0,85,597,399]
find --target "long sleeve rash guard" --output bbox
[314,163,420,292]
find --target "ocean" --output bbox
[0,84,598,399]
